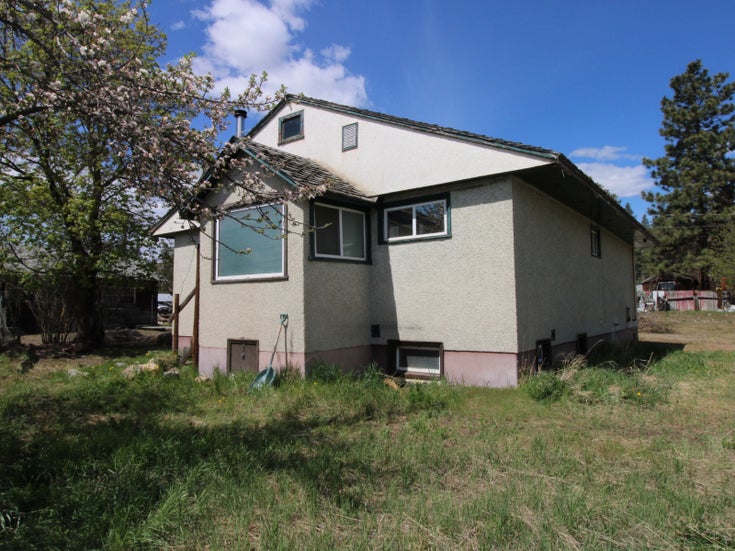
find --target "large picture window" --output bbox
[215,204,285,281]
[384,198,448,242]
[313,203,366,261]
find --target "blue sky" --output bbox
[148,0,735,219]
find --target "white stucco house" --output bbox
[153,95,652,387]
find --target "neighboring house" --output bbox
[154,95,653,387]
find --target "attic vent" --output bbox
[342,122,358,151]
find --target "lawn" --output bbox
[1,313,734,549]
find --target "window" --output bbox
[396,343,442,377]
[215,204,285,281]
[342,122,358,151]
[313,203,366,261]
[383,198,448,242]
[278,111,303,144]
[590,226,601,257]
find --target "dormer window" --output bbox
[279,111,304,144]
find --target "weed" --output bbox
[306,361,343,383]
[524,371,568,403]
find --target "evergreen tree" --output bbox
[642,60,735,289]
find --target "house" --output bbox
[153,95,652,387]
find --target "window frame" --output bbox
[380,193,450,244]
[213,203,287,282]
[389,340,444,379]
[310,201,370,263]
[278,110,304,144]
[590,225,601,258]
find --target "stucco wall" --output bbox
[303,253,372,361]
[370,177,518,353]
[511,178,636,354]
[191,173,308,374]
[252,104,550,197]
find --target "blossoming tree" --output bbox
[0,0,288,346]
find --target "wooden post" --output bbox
[192,241,201,369]
[173,293,180,355]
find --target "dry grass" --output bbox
[2,314,735,549]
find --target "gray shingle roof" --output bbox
[239,140,373,203]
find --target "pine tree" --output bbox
[643,60,735,289]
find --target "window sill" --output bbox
[309,255,370,264]
[212,276,289,284]
[382,234,451,245]
[278,134,304,145]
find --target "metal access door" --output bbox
[227,340,259,373]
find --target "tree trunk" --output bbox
[70,272,105,348]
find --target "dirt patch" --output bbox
[1,328,171,379]
[638,311,735,352]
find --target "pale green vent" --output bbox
[342,122,358,151]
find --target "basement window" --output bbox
[395,343,443,378]
[279,111,304,144]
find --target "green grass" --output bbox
[1,349,734,549]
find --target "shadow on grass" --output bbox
[0,375,387,549]
[585,339,686,369]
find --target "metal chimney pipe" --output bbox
[234,109,248,138]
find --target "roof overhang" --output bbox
[514,158,655,248]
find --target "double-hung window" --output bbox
[313,203,366,261]
[215,204,285,281]
[384,197,448,242]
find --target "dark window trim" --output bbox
[378,192,451,245]
[388,339,444,379]
[278,110,304,144]
[308,199,371,264]
[342,122,358,151]
[211,203,288,283]
[590,225,601,258]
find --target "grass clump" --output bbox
[523,371,568,403]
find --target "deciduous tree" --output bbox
[0,0,280,346]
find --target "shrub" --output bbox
[524,372,567,403]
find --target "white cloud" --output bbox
[570,145,640,162]
[576,162,653,198]
[192,0,367,106]
[170,20,187,31]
